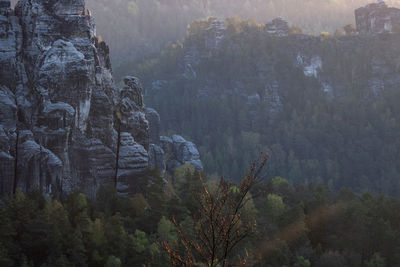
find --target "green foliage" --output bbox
[1,176,400,266]
[131,230,148,253]
[75,0,400,70]
[343,24,356,35]
[89,219,105,248]
[365,253,386,267]
[127,1,139,15]
[130,193,150,218]
[136,17,400,197]
[157,216,177,243]
[264,194,285,221]
[173,164,203,214]
[294,256,311,267]
[317,251,345,267]
[105,255,121,267]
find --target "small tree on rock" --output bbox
[343,24,356,35]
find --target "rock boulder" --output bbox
[0,0,203,197]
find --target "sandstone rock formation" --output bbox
[205,19,226,50]
[118,76,149,149]
[145,107,161,145]
[266,17,290,37]
[175,1,400,110]
[0,0,202,197]
[355,0,400,34]
[160,135,203,172]
[148,144,166,175]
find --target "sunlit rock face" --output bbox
[0,0,203,197]
[355,1,400,34]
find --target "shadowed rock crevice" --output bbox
[0,0,203,197]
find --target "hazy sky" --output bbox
[9,0,400,63]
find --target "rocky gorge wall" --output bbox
[173,1,400,109]
[0,0,202,198]
[355,1,400,34]
[136,1,400,192]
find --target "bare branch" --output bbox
[162,154,269,266]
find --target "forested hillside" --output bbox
[87,0,400,65]
[125,17,400,196]
[2,168,400,266]
[11,0,399,65]
[3,1,400,266]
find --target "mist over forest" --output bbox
[86,0,400,65]
[10,0,400,65]
[2,0,400,266]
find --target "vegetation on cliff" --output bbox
[122,17,400,196]
[48,0,400,65]
[1,165,400,266]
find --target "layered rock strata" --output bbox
[355,1,400,34]
[0,0,202,197]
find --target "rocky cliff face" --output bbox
[137,2,400,187]
[174,2,400,109]
[266,17,289,37]
[0,0,202,197]
[355,1,400,34]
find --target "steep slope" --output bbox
[134,4,400,196]
[0,0,202,197]
[9,0,400,70]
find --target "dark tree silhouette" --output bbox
[162,153,269,266]
[13,129,19,195]
[114,113,122,190]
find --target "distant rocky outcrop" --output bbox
[174,1,400,110]
[118,76,149,149]
[355,0,400,34]
[160,135,203,172]
[205,19,226,50]
[266,17,290,37]
[145,107,161,145]
[0,0,202,197]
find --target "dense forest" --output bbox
[122,17,400,197]
[3,1,400,266]
[1,166,400,266]
[13,0,397,65]
[86,0,400,65]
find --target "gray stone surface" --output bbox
[0,124,13,195]
[0,0,202,197]
[159,135,203,172]
[172,135,201,163]
[355,1,400,34]
[0,0,144,197]
[148,143,166,174]
[0,86,16,129]
[17,130,63,195]
[160,135,173,159]
[169,135,203,171]
[116,132,149,195]
[205,19,226,50]
[69,134,116,198]
[266,17,290,37]
[119,76,149,149]
[146,108,161,145]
